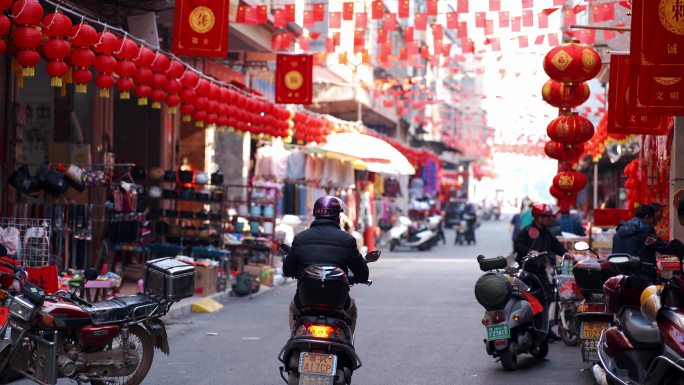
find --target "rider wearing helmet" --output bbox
[283,196,369,333]
[513,203,567,264]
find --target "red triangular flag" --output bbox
[398,0,410,18]
[415,12,427,30]
[457,0,469,13]
[274,9,287,28]
[499,11,510,28]
[543,7,560,15]
[313,3,325,22]
[404,27,414,43]
[372,0,384,20]
[511,16,521,32]
[447,12,459,29]
[329,12,341,28]
[573,4,587,14]
[343,2,354,20]
[522,10,534,27]
[285,4,296,22]
[309,32,322,41]
[384,13,396,31]
[356,12,368,29]
[427,0,438,16]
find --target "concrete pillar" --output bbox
[670,117,684,240]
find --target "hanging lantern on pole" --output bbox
[541,80,590,111]
[113,36,138,100]
[92,31,118,98]
[41,12,72,87]
[544,141,585,162]
[543,41,601,84]
[547,112,595,145]
[133,45,155,106]
[553,171,588,194]
[10,0,44,77]
[69,22,97,93]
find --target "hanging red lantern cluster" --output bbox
[164,60,184,113]
[133,46,155,106]
[41,12,72,87]
[92,31,118,98]
[69,23,97,93]
[192,77,209,126]
[179,69,199,121]
[542,41,600,212]
[150,52,169,109]
[114,36,138,99]
[624,159,643,212]
[11,0,44,77]
[0,0,12,54]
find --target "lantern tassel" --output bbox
[152,102,161,109]
[16,74,24,89]
[168,106,177,114]
[22,66,34,77]
[76,84,87,93]
[138,97,148,106]
[182,114,192,122]
[227,126,235,132]
[120,91,130,100]
[50,77,63,87]
[99,88,110,98]
[195,121,205,128]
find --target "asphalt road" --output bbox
[11,218,595,385]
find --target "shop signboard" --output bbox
[629,0,684,115]
[172,0,230,57]
[608,53,667,135]
[275,54,313,105]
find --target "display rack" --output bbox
[222,184,279,272]
[0,217,51,268]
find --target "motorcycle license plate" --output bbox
[581,321,609,340]
[486,324,510,341]
[299,352,337,376]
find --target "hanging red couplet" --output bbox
[172,0,230,57]
[608,53,667,135]
[629,0,684,115]
[276,54,313,105]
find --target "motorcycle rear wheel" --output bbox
[499,351,518,371]
[90,325,154,385]
[559,319,580,347]
[531,339,549,360]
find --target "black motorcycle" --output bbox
[278,245,380,385]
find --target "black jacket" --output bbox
[612,217,684,281]
[514,223,567,263]
[283,219,368,282]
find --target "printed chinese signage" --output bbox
[25,265,59,294]
[608,53,667,135]
[275,54,313,105]
[629,0,684,115]
[172,0,230,57]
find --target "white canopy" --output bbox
[317,133,415,176]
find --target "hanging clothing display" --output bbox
[286,149,307,181]
[384,177,401,198]
[254,144,274,179]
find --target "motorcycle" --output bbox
[593,257,684,385]
[555,254,586,347]
[278,245,380,385]
[0,256,194,385]
[474,253,552,371]
[425,214,446,245]
[455,212,477,246]
[389,216,437,252]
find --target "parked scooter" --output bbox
[389,216,437,251]
[0,257,191,385]
[278,245,380,385]
[475,253,552,371]
[426,214,446,245]
[593,257,684,385]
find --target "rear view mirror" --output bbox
[365,250,381,263]
[278,243,291,256]
[83,268,99,281]
[574,241,590,251]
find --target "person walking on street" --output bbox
[283,196,369,334]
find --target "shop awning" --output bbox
[317,133,415,175]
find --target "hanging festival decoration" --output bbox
[544,141,584,162]
[179,69,199,121]
[41,12,72,87]
[543,41,601,83]
[541,80,590,111]
[163,59,184,114]
[11,0,44,77]
[547,113,595,145]
[133,45,155,106]
[69,22,97,93]
[0,0,12,54]
[92,31,118,98]
[192,78,210,127]
[149,51,170,109]
[553,170,587,194]
[114,36,138,99]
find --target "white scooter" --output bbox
[389,216,437,251]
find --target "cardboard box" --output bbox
[194,265,218,297]
[243,264,262,278]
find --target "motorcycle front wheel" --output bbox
[90,325,154,385]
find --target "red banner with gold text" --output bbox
[172,0,230,57]
[608,53,667,135]
[275,54,313,105]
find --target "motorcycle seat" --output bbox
[621,307,661,347]
[87,294,160,325]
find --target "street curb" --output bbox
[164,278,294,320]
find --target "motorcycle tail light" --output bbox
[307,325,335,339]
[492,311,506,324]
[481,317,489,326]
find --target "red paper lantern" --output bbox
[149,52,170,109]
[41,12,72,86]
[543,41,601,83]
[164,60,184,113]
[92,32,118,98]
[69,23,98,93]
[541,80,590,110]
[179,70,199,122]
[553,171,587,194]
[114,37,138,100]
[191,78,210,127]
[10,0,43,77]
[133,46,155,105]
[544,141,585,162]
[547,113,594,145]
[0,14,9,54]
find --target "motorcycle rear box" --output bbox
[298,266,349,309]
[573,259,615,291]
[144,257,195,301]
